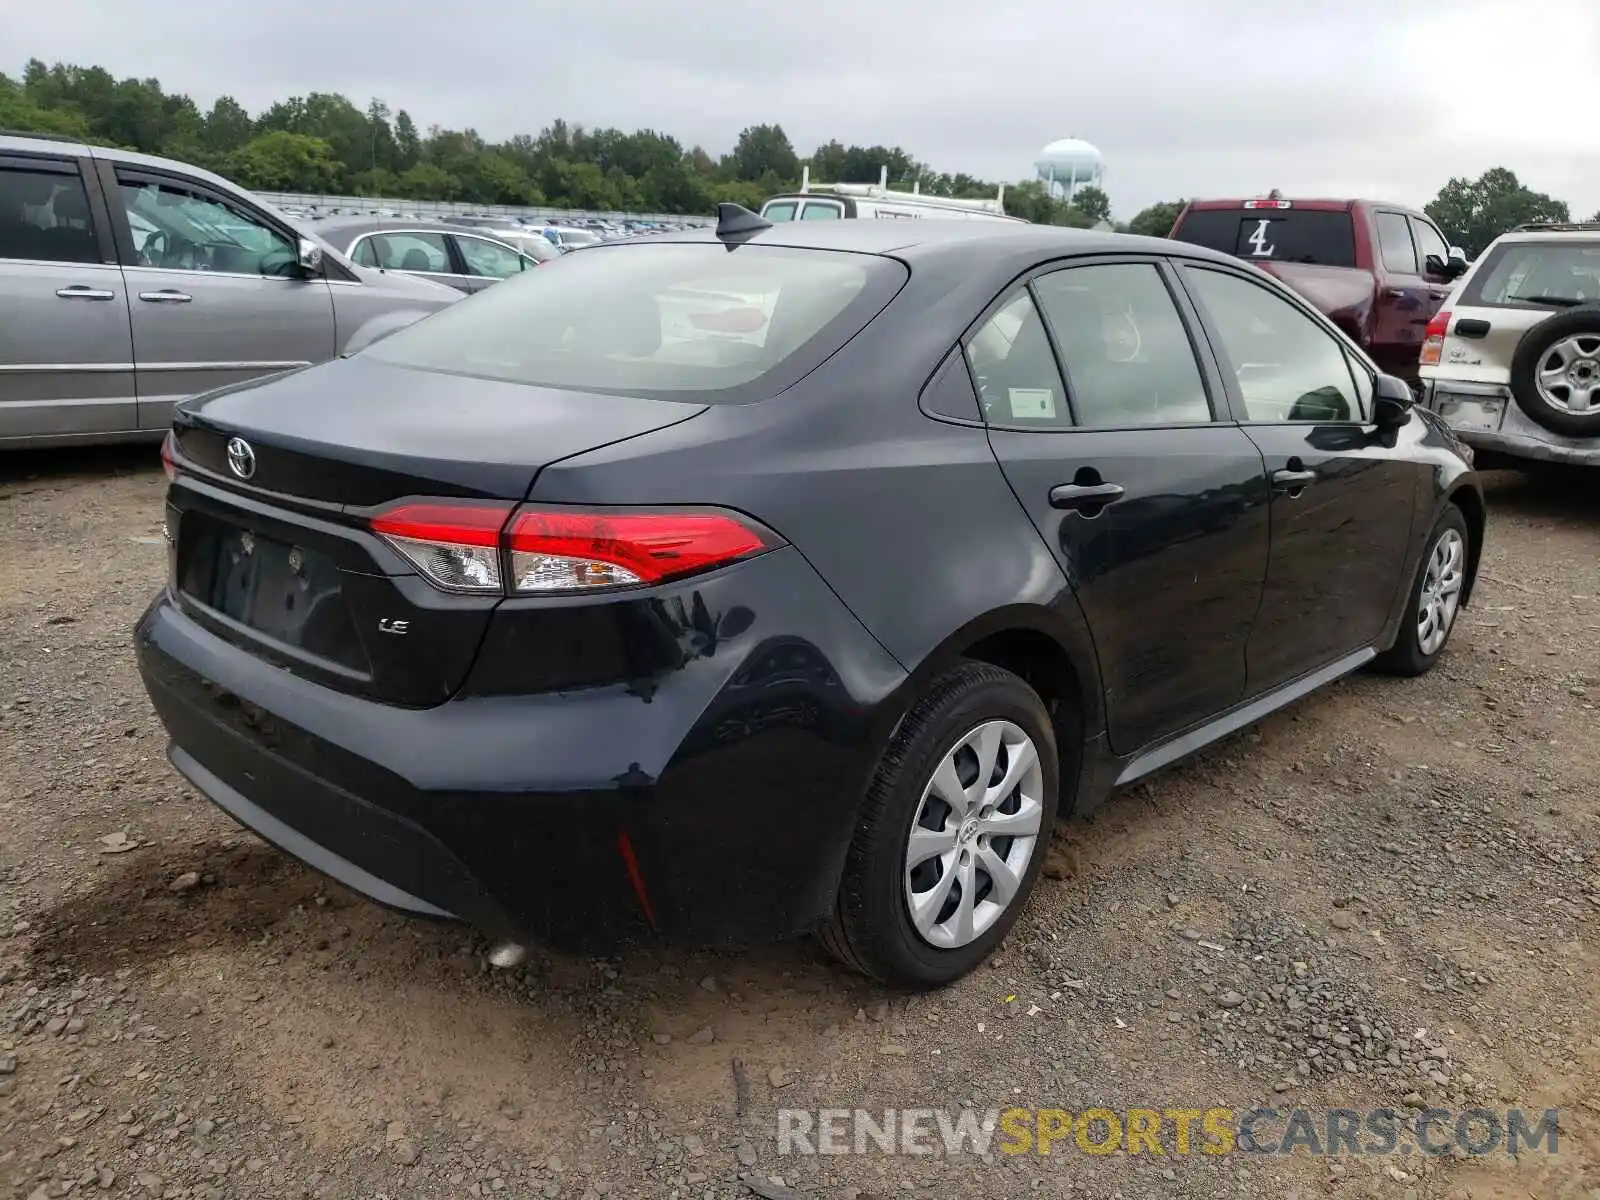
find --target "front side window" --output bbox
[761,202,797,222]
[1032,263,1212,426]
[363,231,451,274]
[364,242,904,400]
[1184,267,1367,422]
[1374,211,1418,275]
[455,235,526,279]
[0,164,100,264]
[799,202,842,221]
[1410,218,1451,275]
[963,290,1069,426]
[118,177,295,276]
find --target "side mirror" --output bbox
[1447,246,1469,277]
[297,237,324,275]
[1373,372,1414,428]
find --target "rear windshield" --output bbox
[1172,209,1357,268]
[1460,241,1600,309]
[363,242,905,400]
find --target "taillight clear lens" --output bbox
[1420,310,1451,366]
[506,508,774,593]
[370,501,513,593]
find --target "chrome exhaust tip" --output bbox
[488,941,529,970]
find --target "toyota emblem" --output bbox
[225,437,256,480]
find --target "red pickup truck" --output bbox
[1167,195,1470,383]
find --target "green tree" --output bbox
[0,72,93,138]
[1425,168,1569,257]
[227,131,341,192]
[203,96,253,154]
[1127,199,1185,238]
[393,109,420,169]
[1072,185,1112,223]
[730,124,798,183]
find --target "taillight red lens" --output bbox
[1420,310,1451,366]
[368,502,777,595]
[505,508,773,593]
[370,501,513,593]
[160,431,176,481]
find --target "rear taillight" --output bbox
[506,509,772,592]
[1420,310,1451,366]
[371,501,513,593]
[160,431,176,481]
[369,502,778,595]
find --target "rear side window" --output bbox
[364,242,906,401]
[964,291,1069,426]
[1172,209,1357,268]
[0,163,100,264]
[1373,211,1418,274]
[364,232,451,273]
[1033,263,1213,426]
[1460,241,1600,309]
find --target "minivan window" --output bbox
[1172,209,1357,268]
[118,178,295,276]
[364,242,907,401]
[0,164,99,264]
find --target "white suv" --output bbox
[1419,222,1600,468]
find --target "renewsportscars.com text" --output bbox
[776,1106,1558,1158]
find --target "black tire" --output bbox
[1374,505,1471,677]
[819,662,1061,988]
[1508,307,1600,438]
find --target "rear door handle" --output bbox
[1272,468,1317,490]
[56,285,115,301]
[139,289,192,303]
[1049,482,1125,511]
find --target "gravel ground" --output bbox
[1,448,1597,1200]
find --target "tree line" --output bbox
[4,59,1592,255]
[0,58,1107,226]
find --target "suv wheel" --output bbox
[820,663,1060,988]
[1509,308,1600,437]
[1375,505,1470,677]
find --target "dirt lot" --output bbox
[1,448,1597,1200]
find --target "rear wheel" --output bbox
[1374,505,1470,677]
[820,663,1060,988]
[1509,308,1600,438]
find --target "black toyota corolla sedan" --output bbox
[136,206,1484,988]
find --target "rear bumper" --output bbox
[135,547,908,952]
[1421,379,1600,466]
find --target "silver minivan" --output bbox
[0,132,461,449]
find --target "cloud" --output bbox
[3,0,1596,218]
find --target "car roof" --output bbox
[619,217,1242,270]
[311,216,516,239]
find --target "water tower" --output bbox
[1034,137,1104,201]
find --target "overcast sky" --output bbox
[5,0,1597,220]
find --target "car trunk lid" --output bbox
[165,357,708,707]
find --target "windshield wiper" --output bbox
[1507,294,1590,308]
